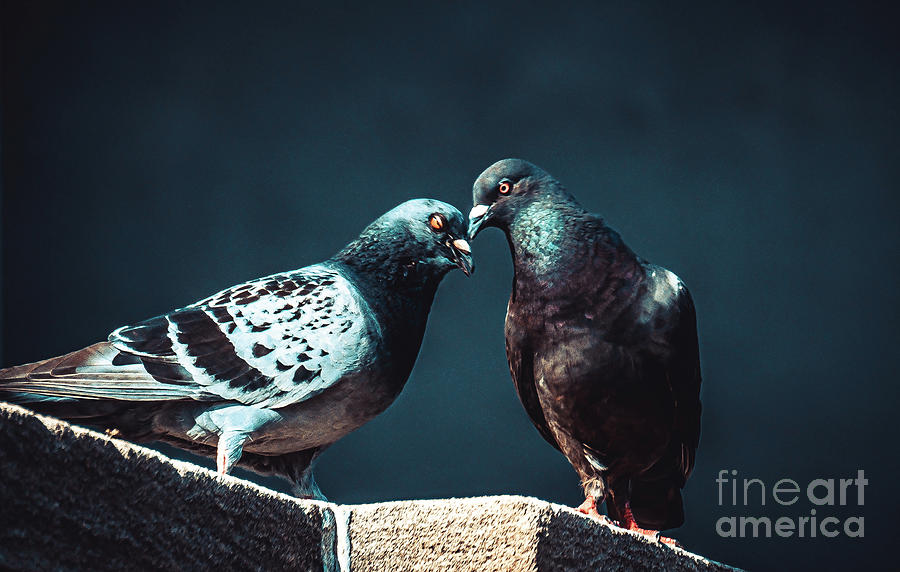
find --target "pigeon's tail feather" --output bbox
[1,391,162,434]
[627,478,685,531]
[623,438,689,530]
[0,342,199,402]
[0,343,196,439]
[3,392,78,404]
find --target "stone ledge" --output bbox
[347,497,736,571]
[0,403,738,571]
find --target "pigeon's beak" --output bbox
[448,238,474,276]
[468,204,491,239]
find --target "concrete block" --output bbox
[0,403,738,571]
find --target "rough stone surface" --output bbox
[347,497,545,571]
[0,403,739,571]
[538,507,728,572]
[347,497,736,572]
[0,403,334,571]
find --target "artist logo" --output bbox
[714,470,866,538]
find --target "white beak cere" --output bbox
[469,204,490,220]
[452,239,471,254]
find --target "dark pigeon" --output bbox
[0,199,473,498]
[468,159,701,542]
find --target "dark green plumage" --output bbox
[469,159,702,531]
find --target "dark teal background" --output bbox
[3,1,898,569]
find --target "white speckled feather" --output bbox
[108,263,379,409]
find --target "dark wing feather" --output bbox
[633,266,702,484]
[667,284,702,482]
[623,280,700,530]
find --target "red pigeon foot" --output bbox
[620,503,682,548]
[575,496,613,525]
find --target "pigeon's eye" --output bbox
[498,180,512,194]
[429,213,446,232]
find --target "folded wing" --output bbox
[1,264,376,409]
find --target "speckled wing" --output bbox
[109,263,379,409]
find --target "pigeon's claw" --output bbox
[216,430,249,475]
[620,502,683,548]
[576,495,599,516]
[658,535,683,548]
[575,496,613,525]
[216,449,229,475]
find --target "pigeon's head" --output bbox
[468,158,557,239]
[342,199,474,279]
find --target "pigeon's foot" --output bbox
[576,495,599,516]
[619,502,682,548]
[216,430,248,476]
[575,496,613,525]
[216,448,229,475]
[577,498,679,546]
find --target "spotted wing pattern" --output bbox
[109,263,378,408]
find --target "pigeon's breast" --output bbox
[242,366,398,453]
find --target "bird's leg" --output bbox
[576,495,610,523]
[560,442,613,523]
[619,502,682,548]
[286,448,328,501]
[576,495,598,515]
[215,430,249,475]
[246,447,328,500]
[291,468,327,501]
[576,476,613,524]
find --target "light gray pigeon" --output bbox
[0,198,473,498]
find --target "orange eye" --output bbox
[498,181,512,194]
[429,213,446,231]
